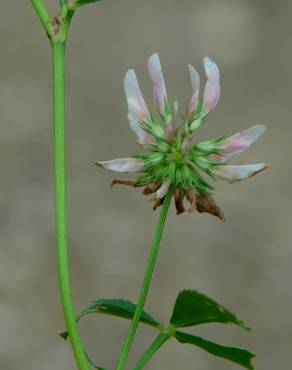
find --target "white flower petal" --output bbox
[188,64,200,114]
[97,158,145,173]
[213,163,267,183]
[219,124,266,161]
[148,53,168,115]
[128,113,155,146]
[188,64,200,93]
[155,179,170,199]
[203,57,220,113]
[124,69,150,122]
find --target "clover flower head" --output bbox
[97,53,267,220]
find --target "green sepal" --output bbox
[189,167,214,194]
[144,113,165,140]
[136,174,154,186]
[60,298,162,339]
[137,151,165,168]
[174,331,255,370]
[170,290,250,330]
[167,161,176,183]
[191,156,224,180]
[193,133,229,154]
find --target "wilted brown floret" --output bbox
[152,197,163,210]
[174,188,185,215]
[110,178,224,221]
[186,188,197,212]
[196,194,225,221]
[143,183,161,195]
[111,179,142,188]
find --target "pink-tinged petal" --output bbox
[164,101,178,142]
[203,57,220,113]
[213,163,267,183]
[97,158,145,173]
[124,69,150,122]
[148,53,168,115]
[188,64,200,114]
[156,179,170,199]
[165,121,176,142]
[181,138,190,153]
[218,124,266,161]
[128,113,155,146]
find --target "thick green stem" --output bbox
[116,190,173,370]
[53,41,90,370]
[133,332,170,370]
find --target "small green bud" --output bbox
[146,152,165,165]
[151,123,165,139]
[189,116,203,132]
[195,156,213,171]
[164,102,173,125]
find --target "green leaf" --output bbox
[84,298,161,327]
[170,290,250,330]
[175,331,255,370]
[60,298,161,340]
[75,0,102,6]
[85,351,108,370]
[59,330,69,340]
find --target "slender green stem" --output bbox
[133,332,170,370]
[31,0,52,35]
[116,190,173,370]
[60,0,67,8]
[31,2,89,369]
[61,8,75,41]
[53,41,90,370]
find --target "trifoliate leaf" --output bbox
[174,331,255,370]
[60,298,161,339]
[170,290,250,330]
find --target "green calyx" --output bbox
[135,123,226,194]
[127,98,232,196]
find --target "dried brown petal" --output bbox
[174,188,185,215]
[186,188,197,212]
[111,179,141,188]
[153,197,163,210]
[143,183,161,195]
[196,194,225,221]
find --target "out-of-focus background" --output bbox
[0,0,291,369]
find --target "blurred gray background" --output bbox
[0,0,291,369]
